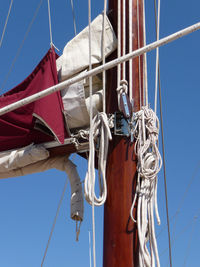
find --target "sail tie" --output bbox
[130,106,162,267]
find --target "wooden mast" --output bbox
[103,0,144,266]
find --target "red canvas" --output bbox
[0,49,66,152]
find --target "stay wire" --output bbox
[171,161,200,239]
[157,161,200,240]
[47,0,53,47]
[182,216,197,267]
[154,0,173,266]
[160,213,199,257]
[0,0,44,91]
[0,0,14,49]
[41,176,69,267]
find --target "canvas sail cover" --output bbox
[57,13,117,131]
[57,13,117,80]
[0,49,66,152]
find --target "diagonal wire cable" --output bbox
[182,216,197,267]
[160,212,198,256]
[0,0,14,49]
[0,0,44,91]
[154,0,173,266]
[156,161,200,241]
[47,0,53,47]
[41,177,68,267]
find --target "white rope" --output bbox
[143,0,148,106]
[1,21,200,116]
[117,0,121,88]
[117,0,129,111]
[129,0,133,100]
[84,112,112,206]
[0,0,14,48]
[154,0,161,114]
[130,106,162,267]
[122,0,126,80]
[102,0,107,113]
[88,1,96,266]
[137,0,142,108]
[47,0,53,47]
[88,231,92,267]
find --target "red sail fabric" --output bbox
[0,49,66,152]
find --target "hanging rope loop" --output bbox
[84,112,112,206]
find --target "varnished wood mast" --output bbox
[103,0,144,266]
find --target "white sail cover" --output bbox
[0,144,49,172]
[56,13,117,80]
[57,13,117,131]
[0,146,84,221]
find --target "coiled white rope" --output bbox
[130,106,162,267]
[84,112,112,206]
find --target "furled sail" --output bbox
[57,13,117,131]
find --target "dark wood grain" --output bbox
[103,1,144,266]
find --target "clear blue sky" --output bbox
[0,0,200,266]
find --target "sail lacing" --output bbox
[130,106,162,267]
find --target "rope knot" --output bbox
[116,79,128,94]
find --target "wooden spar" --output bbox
[103,0,144,266]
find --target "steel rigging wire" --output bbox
[0,0,44,90]
[0,0,14,49]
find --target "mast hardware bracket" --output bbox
[119,92,132,119]
[114,112,136,139]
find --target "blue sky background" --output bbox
[0,0,200,266]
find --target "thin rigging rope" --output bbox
[171,161,200,243]
[154,0,173,266]
[70,0,77,36]
[0,0,44,90]
[137,0,142,108]
[89,231,92,267]
[102,0,107,113]
[143,0,148,106]
[41,177,69,267]
[160,212,199,256]
[156,161,200,241]
[88,2,96,267]
[0,22,199,116]
[47,0,53,47]
[158,58,173,267]
[117,0,121,88]
[0,0,14,49]
[182,216,197,267]
[129,0,133,100]
[122,0,126,80]
[154,0,160,114]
